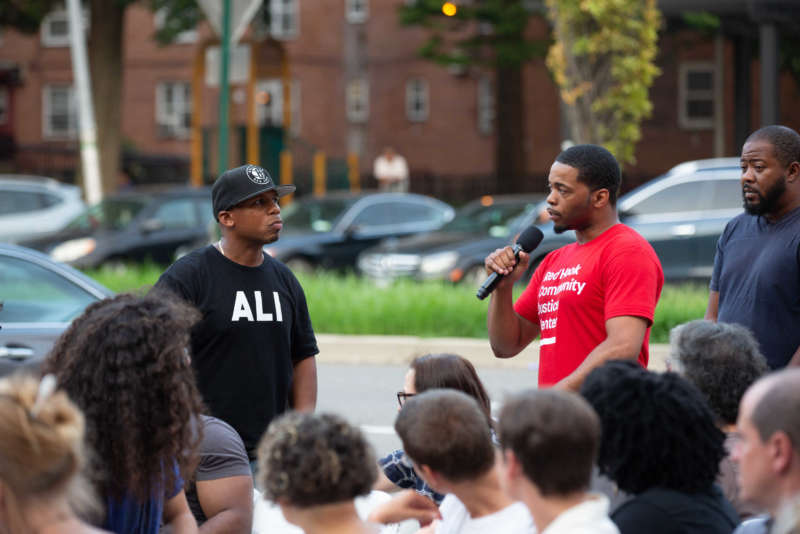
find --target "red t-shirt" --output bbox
[514,224,664,387]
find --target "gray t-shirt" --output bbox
[186,415,252,524]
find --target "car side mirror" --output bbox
[140,218,164,234]
[344,224,362,238]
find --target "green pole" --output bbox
[218,0,231,174]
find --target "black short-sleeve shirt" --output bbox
[156,245,318,458]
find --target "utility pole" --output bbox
[66,0,102,204]
[219,0,231,173]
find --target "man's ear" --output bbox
[770,431,795,474]
[787,161,800,183]
[503,449,524,480]
[591,188,610,208]
[218,210,235,229]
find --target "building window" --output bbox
[156,82,192,139]
[679,62,715,130]
[405,78,429,122]
[256,78,301,137]
[41,6,88,47]
[477,75,494,135]
[346,0,368,23]
[153,9,197,44]
[0,89,8,126]
[43,86,77,139]
[346,78,369,123]
[269,0,299,39]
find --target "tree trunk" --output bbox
[494,64,525,194]
[88,0,125,195]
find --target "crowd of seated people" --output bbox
[4,292,799,534]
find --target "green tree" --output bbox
[544,0,661,165]
[0,0,202,195]
[399,0,548,191]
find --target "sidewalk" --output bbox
[316,334,670,372]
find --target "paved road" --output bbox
[317,361,540,458]
[313,334,669,457]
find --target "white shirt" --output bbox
[435,494,535,534]
[541,495,619,534]
[373,155,409,182]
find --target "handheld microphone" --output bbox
[476,226,544,300]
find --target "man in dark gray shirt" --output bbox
[706,125,800,369]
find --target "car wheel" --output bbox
[285,257,315,275]
[462,265,487,286]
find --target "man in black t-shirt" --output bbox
[156,164,318,462]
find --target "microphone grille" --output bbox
[516,226,545,253]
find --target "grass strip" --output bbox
[82,264,709,343]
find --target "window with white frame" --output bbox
[42,85,77,139]
[269,0,299,39]
[153,8,197,44]
[256,78,301,136]
[41,6,88,47]
[477,75,494,135]
[679,62,715,130]
[346,78,369,123]
[346,0,368,23]
[156,82,192,139]
[0,89,8,126]
[405,78,429,122]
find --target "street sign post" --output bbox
[196,0,263,174]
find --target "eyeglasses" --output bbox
[397,391,416,408]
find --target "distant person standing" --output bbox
[155,164,319,465]
[706,125,800,369]
[374,147,409,192]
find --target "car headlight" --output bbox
[419,251,459,276]
[50,238,97,263]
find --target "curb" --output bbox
[316,334,670,372]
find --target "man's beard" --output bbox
[744,175,786,216]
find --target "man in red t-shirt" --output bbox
[485,145,663,390]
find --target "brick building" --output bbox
[0,0,798,200]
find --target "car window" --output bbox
[0,256,97,323]
[40,192,63,208]
[626,180,714,215]
[709,179,743,210]
[282,198,355,232]
[196,198,215,226]
[445,201,538,236]
[67,198,147,231]
[351,203,395,226]
[153,199,196,230]
[0,190,44,215]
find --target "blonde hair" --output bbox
[0,374,86,501]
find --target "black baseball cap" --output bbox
[211,164,296,220]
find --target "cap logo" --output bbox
[246,165,270,185]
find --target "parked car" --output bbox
[357,194,544,284]
[0,244,113,375]
[264,191,455,271]
[20,187,215,268]
[530,157,743,280]
[0,175,86,244]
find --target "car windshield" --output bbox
[443,200,539,237]
[281,197,356,232]
[66,198,148,231]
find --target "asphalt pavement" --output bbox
[314,335,671,457]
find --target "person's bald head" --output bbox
[745,369,800,453]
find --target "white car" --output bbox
[0,176,86,243]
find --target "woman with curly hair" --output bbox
[44,292,205,534]
[580,360,740,534]
[0,373,108,534]
[376,353,494,504]
[257,411,380,534]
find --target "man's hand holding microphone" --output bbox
[477,226,544,300]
